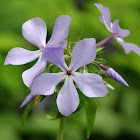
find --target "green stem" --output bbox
[57,117,66,140]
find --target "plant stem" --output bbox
[57,117,66,140]
[96,34,115,47]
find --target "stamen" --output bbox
[67,71,71,76]
[33,95,40,104]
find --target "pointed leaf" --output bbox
[75,87,86,112]
[97,46,104,53]
[46,111,64,120]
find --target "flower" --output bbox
[21,38,108,116]
[95,3,140,55]
[4,15,71,87]
[98,64,129,87]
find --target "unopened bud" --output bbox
[98,64,129,87]
[106,68,129,87]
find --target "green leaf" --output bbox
[97,46,104,53]
[86,64,97,73]
[22,101,34,126]
[85,98,97,139]
[75,88,85,112]
[40,95,46,102]
[46,111,64,120]
[54,80,64,96]
[104,80,115,90]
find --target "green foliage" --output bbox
[40,95,46,102]
[46,111,64,120]
[76,89,86,112]
[86,64,98,73]
[85,98,97,139]
[22,101,34,126]
[1,0,140,140]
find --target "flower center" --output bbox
[40,48,43,52]
[66,71,71,76]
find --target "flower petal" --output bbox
[72,72,108,97]
[31,72,66,96]
[69,38,96,72]
[20,93,35,108]
[22,17,47,48]
[95,3,112,32]
[22,56,47,88]
[117,38,140,55]
[42,42,68,71]
[112,19,130,38]
[4,47,41,65]
[57,77,79,116]
[48,15,71,45]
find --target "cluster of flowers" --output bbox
[4,4,140,116]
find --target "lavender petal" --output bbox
[48,15,71,45]
[20,93,35,108]
[112,19,130,38]
[117,38,140,55]
[69,38,96,72]
[31,72,66,96]
[4,47,41,65]
[95,3,112,32]
[22,56,47,88]
[42,41,68,71]
[73,72,108,97]
[22,17,47,48]
[57,77,79,116]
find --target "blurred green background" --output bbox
[0,0,140,140]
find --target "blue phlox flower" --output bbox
[21,38,108,116]
[95,3,140,55]
[4,15,71,87]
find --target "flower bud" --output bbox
[98,64,129,87]
[106,68,129,87]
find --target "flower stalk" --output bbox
[57,117,66,140]
[96,34,115,47]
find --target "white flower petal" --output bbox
[22,17,47,48]
[57,77,79,116]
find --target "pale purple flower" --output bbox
[21,39,108,116]
[95,3,140,55]
[98,64,129,87]
[4,15,71,87]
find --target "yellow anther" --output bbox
[67,71,71,76]
[33,95,40,104]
